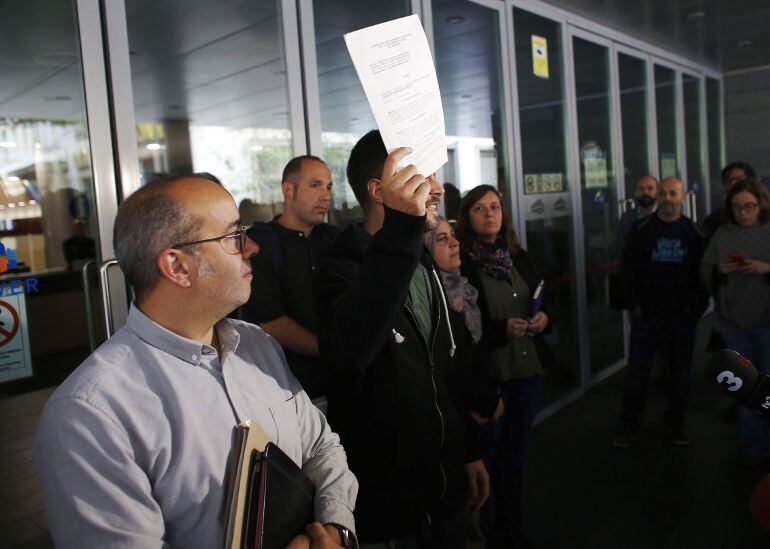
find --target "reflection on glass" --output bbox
[432,0,508,221]
[514,8,579,403]
[618,53,650,198]
[126,0,294,225]
[654,65,679,180]
[0,0,104,381]
[706,78,723,213]
[683,73,706,220]
[313,0,411,227]
[573,37,623,374]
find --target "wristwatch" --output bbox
[327,523,358,549]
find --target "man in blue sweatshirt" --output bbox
[614,177,709,448]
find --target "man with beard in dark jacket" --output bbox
[315,130,489,548]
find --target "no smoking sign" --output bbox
[0,300,20,347]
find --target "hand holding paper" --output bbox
[380,147,429,216]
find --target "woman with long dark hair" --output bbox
[455,184,552,548]
[701,178,770,461]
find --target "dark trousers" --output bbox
[480,375,544,548]
[621,315,696,430]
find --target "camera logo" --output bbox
[0,243,17,274]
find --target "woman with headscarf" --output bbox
[424,217,502,518]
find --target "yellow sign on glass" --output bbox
[531,35,549,79]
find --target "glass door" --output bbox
[654,64,681,181]
[706,77,724,214]
[617,50,652,198]
[570,33,625,376]
[113,0,306,226]
[0,0,119,386]
[683,72,707,221]
[432,0,511,221]
[512,7,580,406]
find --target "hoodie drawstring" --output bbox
[432,268,456,358]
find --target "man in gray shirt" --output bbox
[34,174,358,548]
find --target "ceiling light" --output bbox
[28,199,36,205]
[686,11,705,21]
[17,202,25,207]
[250,145,264,152]
[7,176,19,182]
[146,143,163,150]
[8,204,15,208]
[0,141,17,148]
[461,94,472,99]
[737,40,752,48]
[446,15,465,24]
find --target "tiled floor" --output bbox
[2,328,770,548]
[0,387,54,549]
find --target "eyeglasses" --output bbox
[172,226,247,255]
[731,202,759,213]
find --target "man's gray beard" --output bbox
[659,203,681,216]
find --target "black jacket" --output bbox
[460,247,554,374]
[315,208,470,542]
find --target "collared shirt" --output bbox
[34,305,357,549]
[243,219,339,398]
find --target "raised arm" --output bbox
[316,148,430,374]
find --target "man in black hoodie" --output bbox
[615,177,708,448]
[315,130,488,547]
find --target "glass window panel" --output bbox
[654,65,680,180]
[433,0,509,222]
[618,53,650,199]
[514,8,579,403]
[706,78,724,213]
[573,37,624,375]
[683,73,706,221]
[126,0,295,224]
[0,0,105,382]
[313,0,411,227]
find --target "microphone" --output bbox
[705,349,770,417]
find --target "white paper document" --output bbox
[344,14,447,176]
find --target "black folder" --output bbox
[243,442,316,549]
[223,422,316,549]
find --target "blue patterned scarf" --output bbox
[466,239,512,281]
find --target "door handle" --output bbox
[686,191,698,223]
[619,198,635,214]
[99,259,120,338]
[81,259,97,352]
